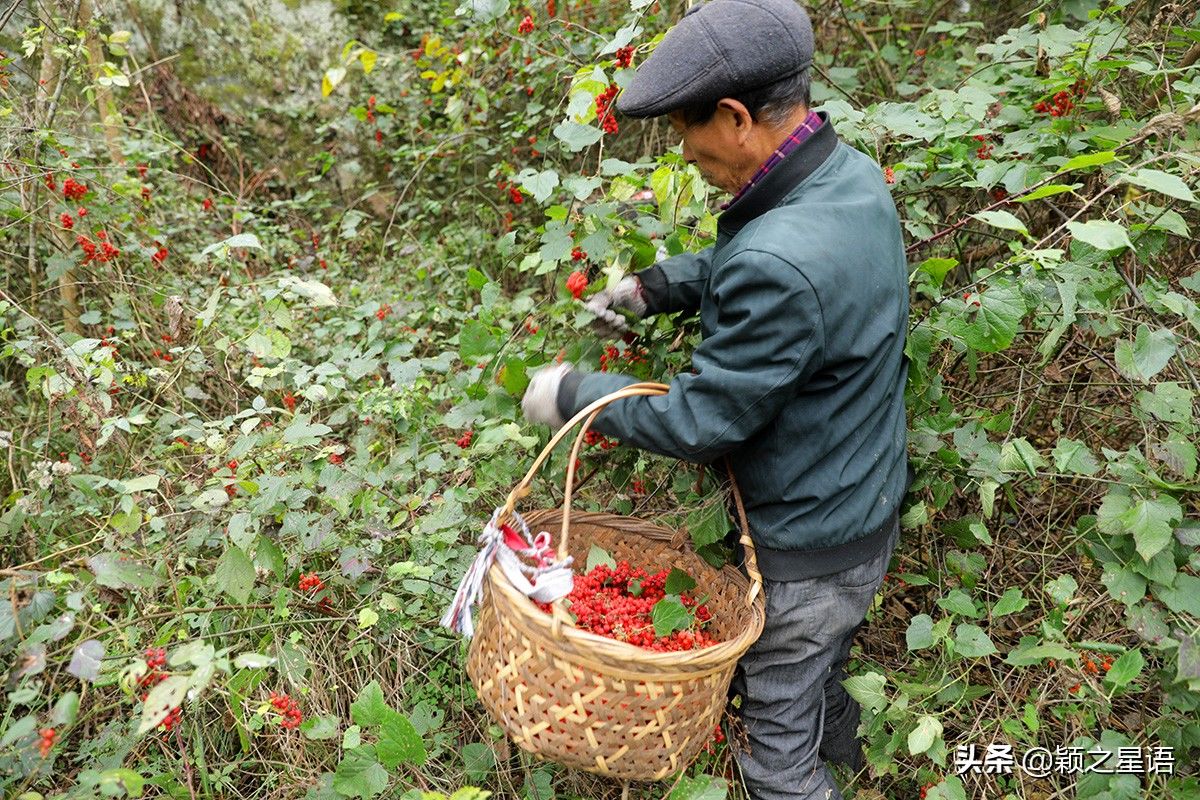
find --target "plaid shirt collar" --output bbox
[721,110,824,211]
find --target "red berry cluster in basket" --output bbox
[540,560,717,651]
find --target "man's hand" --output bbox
[521,362,574,429]
[584,276,647,337]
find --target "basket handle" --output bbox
[499,381,762,608]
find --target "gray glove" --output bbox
[521,362,574,429]
[583,276,647,337]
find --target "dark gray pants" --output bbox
[731,519,899,800]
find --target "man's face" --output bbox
[667,108,750,195]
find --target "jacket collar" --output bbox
[717,110,839,237]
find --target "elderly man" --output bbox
[521,1,910,797]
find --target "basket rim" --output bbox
[482,509,765,678]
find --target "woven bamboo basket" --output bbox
[467,382,766,781]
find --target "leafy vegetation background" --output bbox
[1,0,1198,798]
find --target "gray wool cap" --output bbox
[615,0,814,119]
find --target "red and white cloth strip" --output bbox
[440,508,575,638]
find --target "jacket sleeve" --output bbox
[635,247,713,317]
[557,249,825,463]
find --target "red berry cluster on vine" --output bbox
[919,781,937,799]
[599,344,648,372]
[583,429,618,450]
[456,429,474,448]
[570,246,587,262]
[151,242,168,265]
[77,231,120,263]
[62,177,88,201]
[518,14,535,34]
[60,211,74,229]
[1034,82,1084,117]
[375,303,392,321]
[298,572,324,593]
[539,561,716,651]
[614,46,635,69]
[38,727,56,758]
[566,270,588,299]
[282,391,297,412]
[883,166,895,184]
[1082,654,1113,675]
[268,691,304,729]
[136,647,183,731]
[972,134,993,160]
[595,83,620,134]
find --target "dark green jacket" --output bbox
[557,114,910,579]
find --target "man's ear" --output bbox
[716,98,755,145]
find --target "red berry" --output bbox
[566,271,588,299]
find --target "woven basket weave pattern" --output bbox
[468,510,765,780]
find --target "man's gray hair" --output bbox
[676,66,812,128]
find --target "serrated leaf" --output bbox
[377,709,427,768]
[918,257,957,286]
[936,589,979,618]
[667,774,729,800]
[953,624,997,658]
[351,680,391,727]
[999,437,1046,476]
[945,283,1025,352]
[332,746,389,799]
[1046,574,1078,606]
[1159,574,1200,616]
[908,714,943,755]
[1120,168,1195,203]
[121,474,160,493]
[1067,219,1133,252]
[687,502,730,549]
[651,596,693,638]
[137,675,188,734]
[278,276,338,307]
[233,652,275,669]
[971,209,1028,235]
[201,232,262,257]
[664,567,697,595]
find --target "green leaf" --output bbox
[377,709,427,768]
[1004,641,1077,666]
[1051,438,1100,476]
[667,775,729,800]
[282,415,333,446]
[459,320,501,362]
[516,168,559,204]
[212,546,255,604]
[332,746,389,799]
[971,209,1028,236]
[1103,649,1144,689]
[1158,574,1200,616]
[952,624,997,658]
[350,680,392,727]
[1114,325,1176,382]
[687,502,730,549]
[842,671,888,713]
[552,120,603,152]
[1067,219,1133,252]
[1013,183,1082,202]
[906,613,936,650]
[991,588,1028,618]
[302,714,340,740]
[458,0,510,23]
[907,714,943,755]
[936,589,979,618]
[1046,574,1078,606]
[94,768,145,798]
[201,232,263,257]
[137,675,188,734]
[918,257,957,286]
[999,437,1046,476]
[358,607,380,629]
[278,276,338,307]
[945,283,1026,352]
[120,474,160,493]
[926,776,968,800]
[585,545,615,572]
[51,691,79,726]
[664,567,697,595]
[1121,494,1182,562]
[1100,564,1146,606]
[1057,150,1117,173]
[86,553,160,590]
[1120,168,1196,203]
[651,596,693,638]
[460,743,496,783]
